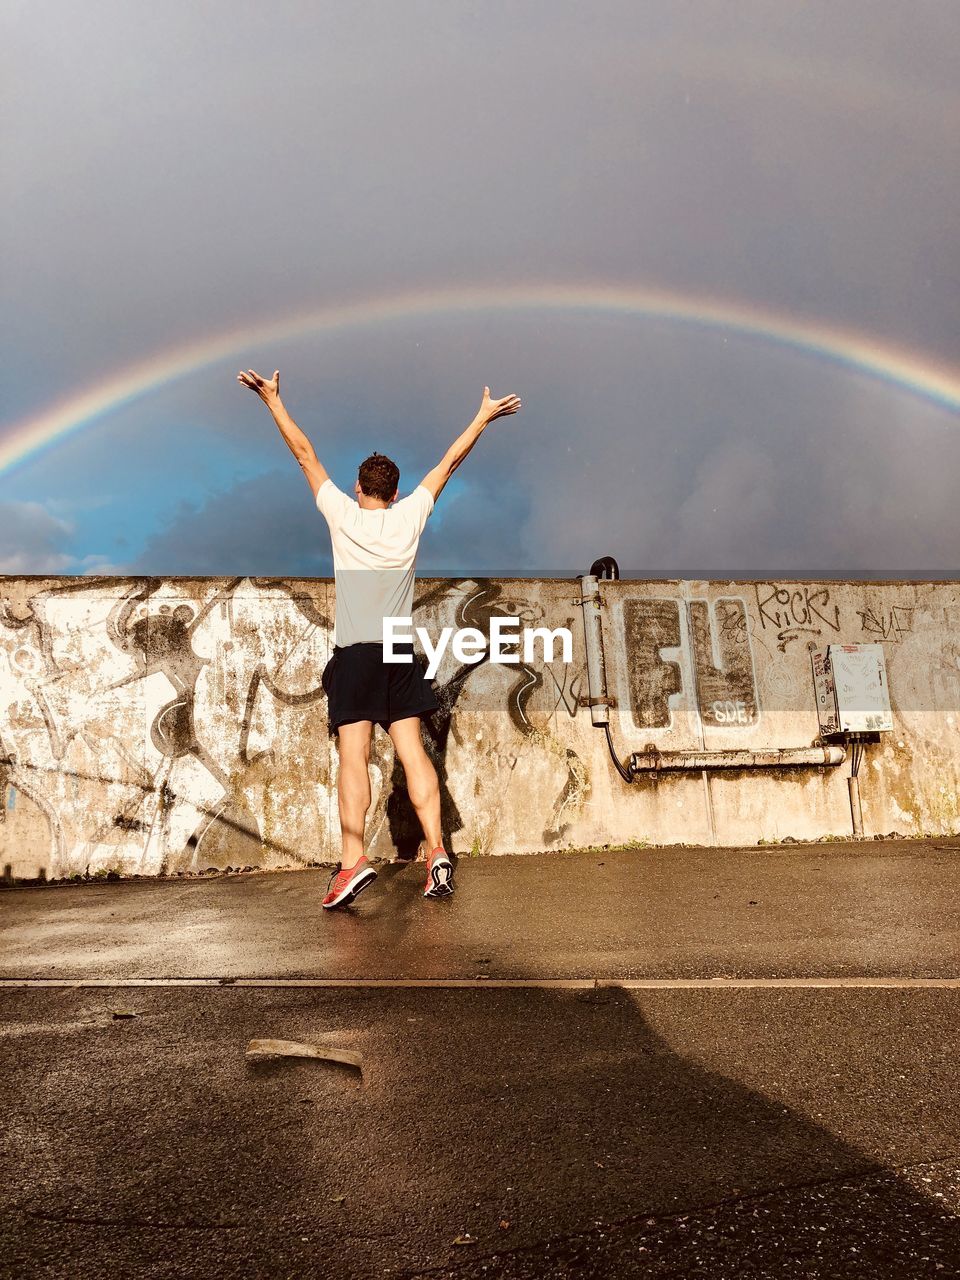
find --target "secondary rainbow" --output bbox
[2,283,959,479]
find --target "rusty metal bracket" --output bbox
[578,694,616,709]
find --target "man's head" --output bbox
[356,453,400,507]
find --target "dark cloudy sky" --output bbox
[2,0,958,577]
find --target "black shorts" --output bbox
[321,641,439,734]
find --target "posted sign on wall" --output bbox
[812,643,894,735]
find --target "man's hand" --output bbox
[237,367,281,405]
[479,386,522,424]
[236,368,330,498]
[420,384,523,503]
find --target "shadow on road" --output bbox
[1,980,957,1277]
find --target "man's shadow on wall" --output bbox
[382,658,469,860]
[381,578,554,860]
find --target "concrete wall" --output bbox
[1,575,958,879]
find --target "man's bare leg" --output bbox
[387,716,442,852]
[336,720,373,870]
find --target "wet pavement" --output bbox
[1,839,959,1277]
[2,837,959,981]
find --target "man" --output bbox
[237,367,521,908]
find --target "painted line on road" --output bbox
[601,977,960,989]
[2,977,960,989]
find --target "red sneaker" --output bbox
[322,856,377,909]
[424,847,454,899]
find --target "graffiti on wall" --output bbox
[623,597,759,731]
[0,576,588,878]
[688,598,758,727]
[858,603,914,644]
[755,583,842,653]
[4,575,951,874]
[0,578,338,878]
[623,599,682,728]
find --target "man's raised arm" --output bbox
[420,386,522,502]
[237,368,329,500]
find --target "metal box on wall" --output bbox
[811,643,893,736]
[811,647,839,736]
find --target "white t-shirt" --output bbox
[316,478,434,647]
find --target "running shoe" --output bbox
[322,856,377,909]
[423,846,454,898]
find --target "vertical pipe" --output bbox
[579,574,610,727]
[701,770,718,847]
[848,777,864,838]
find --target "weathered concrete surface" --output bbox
[1,576,958,878]
[2,840,959,981]
[2,986,958,1278]
[3,840,959,1277]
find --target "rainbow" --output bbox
[2,283,959,478]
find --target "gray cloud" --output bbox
[116,314,960,579]
[0,501,74,574]
[122,459,531,579]
[5,2,958,372]
[124,470,333,578]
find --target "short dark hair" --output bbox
[358,453,400,502]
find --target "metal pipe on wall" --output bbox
[848,777,865,837]
[629,745,847,772]
[578,574,610,727]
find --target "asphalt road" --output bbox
[2,840,959,1278]
[3,838,959,981]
